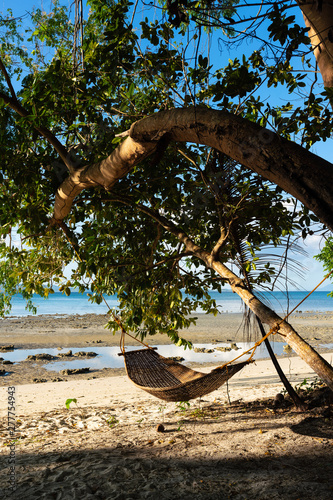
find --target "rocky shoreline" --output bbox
[1,312,333,386]
[1,311,333,348]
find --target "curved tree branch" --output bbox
[52,108,333,231]
[51,135,157,223]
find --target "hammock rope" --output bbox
[59,223,333,401]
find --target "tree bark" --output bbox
[255,316,307,409]
[52,108,333,232]
[297,0,333,89]
[0,91,78,172]
[52,135,157,222]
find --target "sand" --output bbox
[1,311,333,349]
[0,312,333,499]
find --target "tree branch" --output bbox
[0,90,77,173]
[52,108,333,232]
[0,56,17,100]
[211,228,229,260]
[296,0,333,90]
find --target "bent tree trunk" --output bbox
[52,109,333,231]
[209,256,333,391]
[51,108,333,391]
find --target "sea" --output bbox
[4,289,333,317]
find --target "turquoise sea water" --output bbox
[5,289,333,317]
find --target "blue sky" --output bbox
[1,0,332,291]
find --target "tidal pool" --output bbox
[0,342,290,372]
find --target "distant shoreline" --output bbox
[3,306,333,320]
[1,311,333,349]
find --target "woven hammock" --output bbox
[121,348,252,402]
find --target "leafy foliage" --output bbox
[0,0,331,340]
[316,238,333,296]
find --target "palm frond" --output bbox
[205,152,308,342]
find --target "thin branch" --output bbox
[130,0,140,26]
[229,0,264,39]
[0,55,78,172]
[106,193,239,286]
[0,91,77,172]
[0,56,17,100]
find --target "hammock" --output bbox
[120,347,252,402]
[60,225,333,403]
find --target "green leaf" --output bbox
[65,398,77,409]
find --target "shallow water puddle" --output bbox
[0,342,290,372]
[321,342,333,349]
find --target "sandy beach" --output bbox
[0,312,333,499]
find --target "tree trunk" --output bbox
[297,0,333,89]
[190,241,333,392]
[52,108,333,232]
[255,316,307,410]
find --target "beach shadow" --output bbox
[3,446,332,500]
[290,416,333,439]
